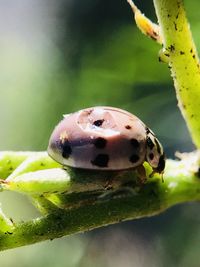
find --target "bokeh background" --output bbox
[0,0,200,266]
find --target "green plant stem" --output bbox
[0,152,35,179]
[153,0,200,148]
[0,151,200,250]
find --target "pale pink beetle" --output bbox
[48,107,165,175]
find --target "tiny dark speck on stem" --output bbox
[5,232,13,235]
[150,36,157,41]
[152,31,158,37]
[180,51,185,55]
[168,44,175,52]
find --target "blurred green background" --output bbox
[0,0,200,266]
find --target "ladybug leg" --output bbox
[97,170,140,201]
[150,170,164,182]
[135,165,147,184]
[97,186,138,201]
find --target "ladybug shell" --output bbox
[48,106,147,170]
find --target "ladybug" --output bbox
[48,107,165,176]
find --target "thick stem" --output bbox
[0,151,200,250]
[153,0,200,148]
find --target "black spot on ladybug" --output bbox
[129,154,140,163]
[91,154,109,167]
[156,154,165,173]
[149,153,154,160]
[61,140,72,158]
[93,119,104,127]
[125,125,132,130]
[130,138,140,149]
[94,137,107,149]
[154,138,161,154]
[146,137,154,150]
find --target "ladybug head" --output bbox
[145,130,165,174]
